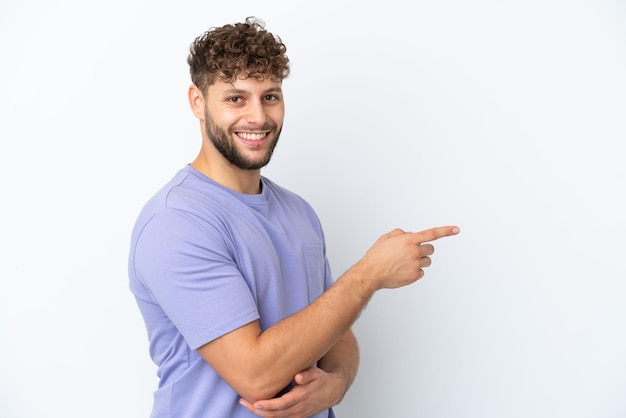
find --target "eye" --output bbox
[228,96,243,103]
[264,94,280,102]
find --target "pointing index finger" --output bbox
[412,226,460,244]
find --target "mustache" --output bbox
[228,122,277,133]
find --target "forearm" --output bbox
[316,329,359,404]
[241,330,360,416]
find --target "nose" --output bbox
[244,99,267,125]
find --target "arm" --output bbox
[316,327,360,402]
[198,226,459,403]
[239,329,359,417]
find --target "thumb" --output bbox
[294,368,318,385]
[294,371,308,385]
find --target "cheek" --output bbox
[211,114,241,131]
[268,107,285,125]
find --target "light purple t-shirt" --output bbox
[129,165,335,418]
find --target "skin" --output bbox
[240,331,360,417]
[188,74,460,417]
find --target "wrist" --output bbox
[345,260,380,298]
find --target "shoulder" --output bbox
[131,168,230,247]
[136,167,240,224]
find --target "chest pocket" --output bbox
[302,244,325,303]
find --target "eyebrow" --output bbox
[222,87,283,96]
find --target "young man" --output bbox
[128,18,459,418]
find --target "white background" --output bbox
[1,0,625,417]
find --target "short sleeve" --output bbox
[132,209,260,350]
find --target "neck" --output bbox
[190,155,262,195]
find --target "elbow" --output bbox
[236,374,294,404]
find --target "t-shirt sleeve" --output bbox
[132,209,260,350]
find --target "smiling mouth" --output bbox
[237,132,269,141]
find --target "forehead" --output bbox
[208,75,283,96]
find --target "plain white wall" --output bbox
[1,0,625,417]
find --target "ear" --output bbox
[188,84,206,120]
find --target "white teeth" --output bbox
[239,132,267,140]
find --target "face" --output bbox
[200,76,285,171]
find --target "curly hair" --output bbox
[187,17,290,93]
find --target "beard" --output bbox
[204,109,281,171]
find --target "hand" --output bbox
[355,225,459,290]
[239,366,344,418]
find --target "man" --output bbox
[128,17,459,418]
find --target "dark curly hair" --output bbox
[187,17,290,93]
